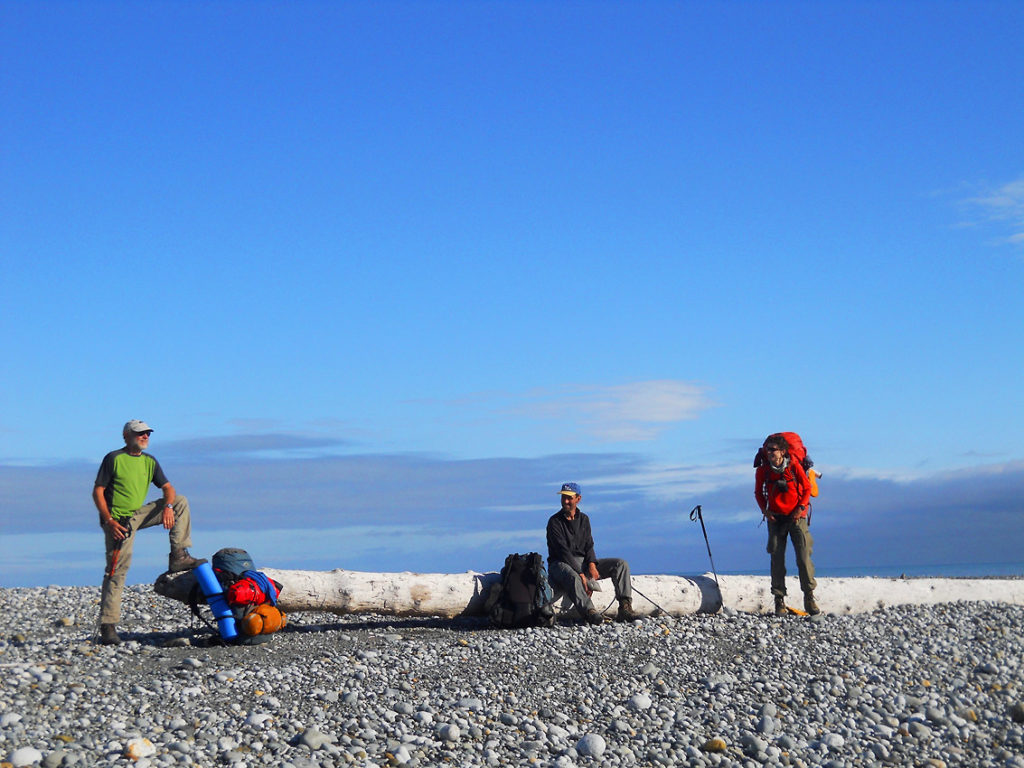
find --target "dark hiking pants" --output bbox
[767,514,816,598]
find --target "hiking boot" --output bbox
[584,609,604,625]
[168,548,207,573]
[774,595,787,616]
[99,623,121,645]
[616,598,637,622]
[804,593,820,616]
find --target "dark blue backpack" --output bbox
[486,552,555,628]
[212,548,254,584]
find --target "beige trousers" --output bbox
[99,495,193,624]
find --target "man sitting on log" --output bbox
[546,482,636,623]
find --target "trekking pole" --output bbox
[108,542,122,580]
[107,523,132,579]
[631,586,669,617]
[689,505,720,590]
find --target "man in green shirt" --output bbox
[92,420,205,645]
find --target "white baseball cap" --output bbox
[123,419,154,435]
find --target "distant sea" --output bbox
[670,561,1024,579]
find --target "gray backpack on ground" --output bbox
[485,552,555,628]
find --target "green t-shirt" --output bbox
[95,448,170,520]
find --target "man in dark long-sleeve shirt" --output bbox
[546,482,635,623]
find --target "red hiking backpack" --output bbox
[754,432,810,470]
[754,432,819,497]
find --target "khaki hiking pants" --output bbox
[99,495,194,624]
[548,557,632,615]
[767,514,817,598]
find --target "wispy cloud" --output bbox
[961,176,1024,248]
[159,432,351,460]
[504,380,717,442]
[594,462,750,500]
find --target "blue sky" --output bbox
[2,2,1022,588]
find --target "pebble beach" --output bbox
[3,584,1024,768]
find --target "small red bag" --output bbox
[227,576,274,606]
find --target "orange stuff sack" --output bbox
[807,469,820,498]
[240,603,287,636]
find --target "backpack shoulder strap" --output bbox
[790,459,809,487]
[484,578,504,612]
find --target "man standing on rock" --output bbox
[546,482,636,623]
[755,435,820,616]
[92,420,206,644]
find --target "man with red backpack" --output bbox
[755,434,820,616]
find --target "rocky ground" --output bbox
[2,584,1023,768]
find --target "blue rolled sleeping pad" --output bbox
[194,561,237,640]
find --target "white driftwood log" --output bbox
[715,574,1024,614]
[154,568,1024,618]
[154,568,715,618]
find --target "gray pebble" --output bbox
[10,747,43,767]
[776,734,795,750]
[907,721,932,741]
[629,693,652,711]
[438,723,460,742]
[821,732,845,749]
[298,727,332,749]
[740,733,767,756]
[576,733,606,757]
